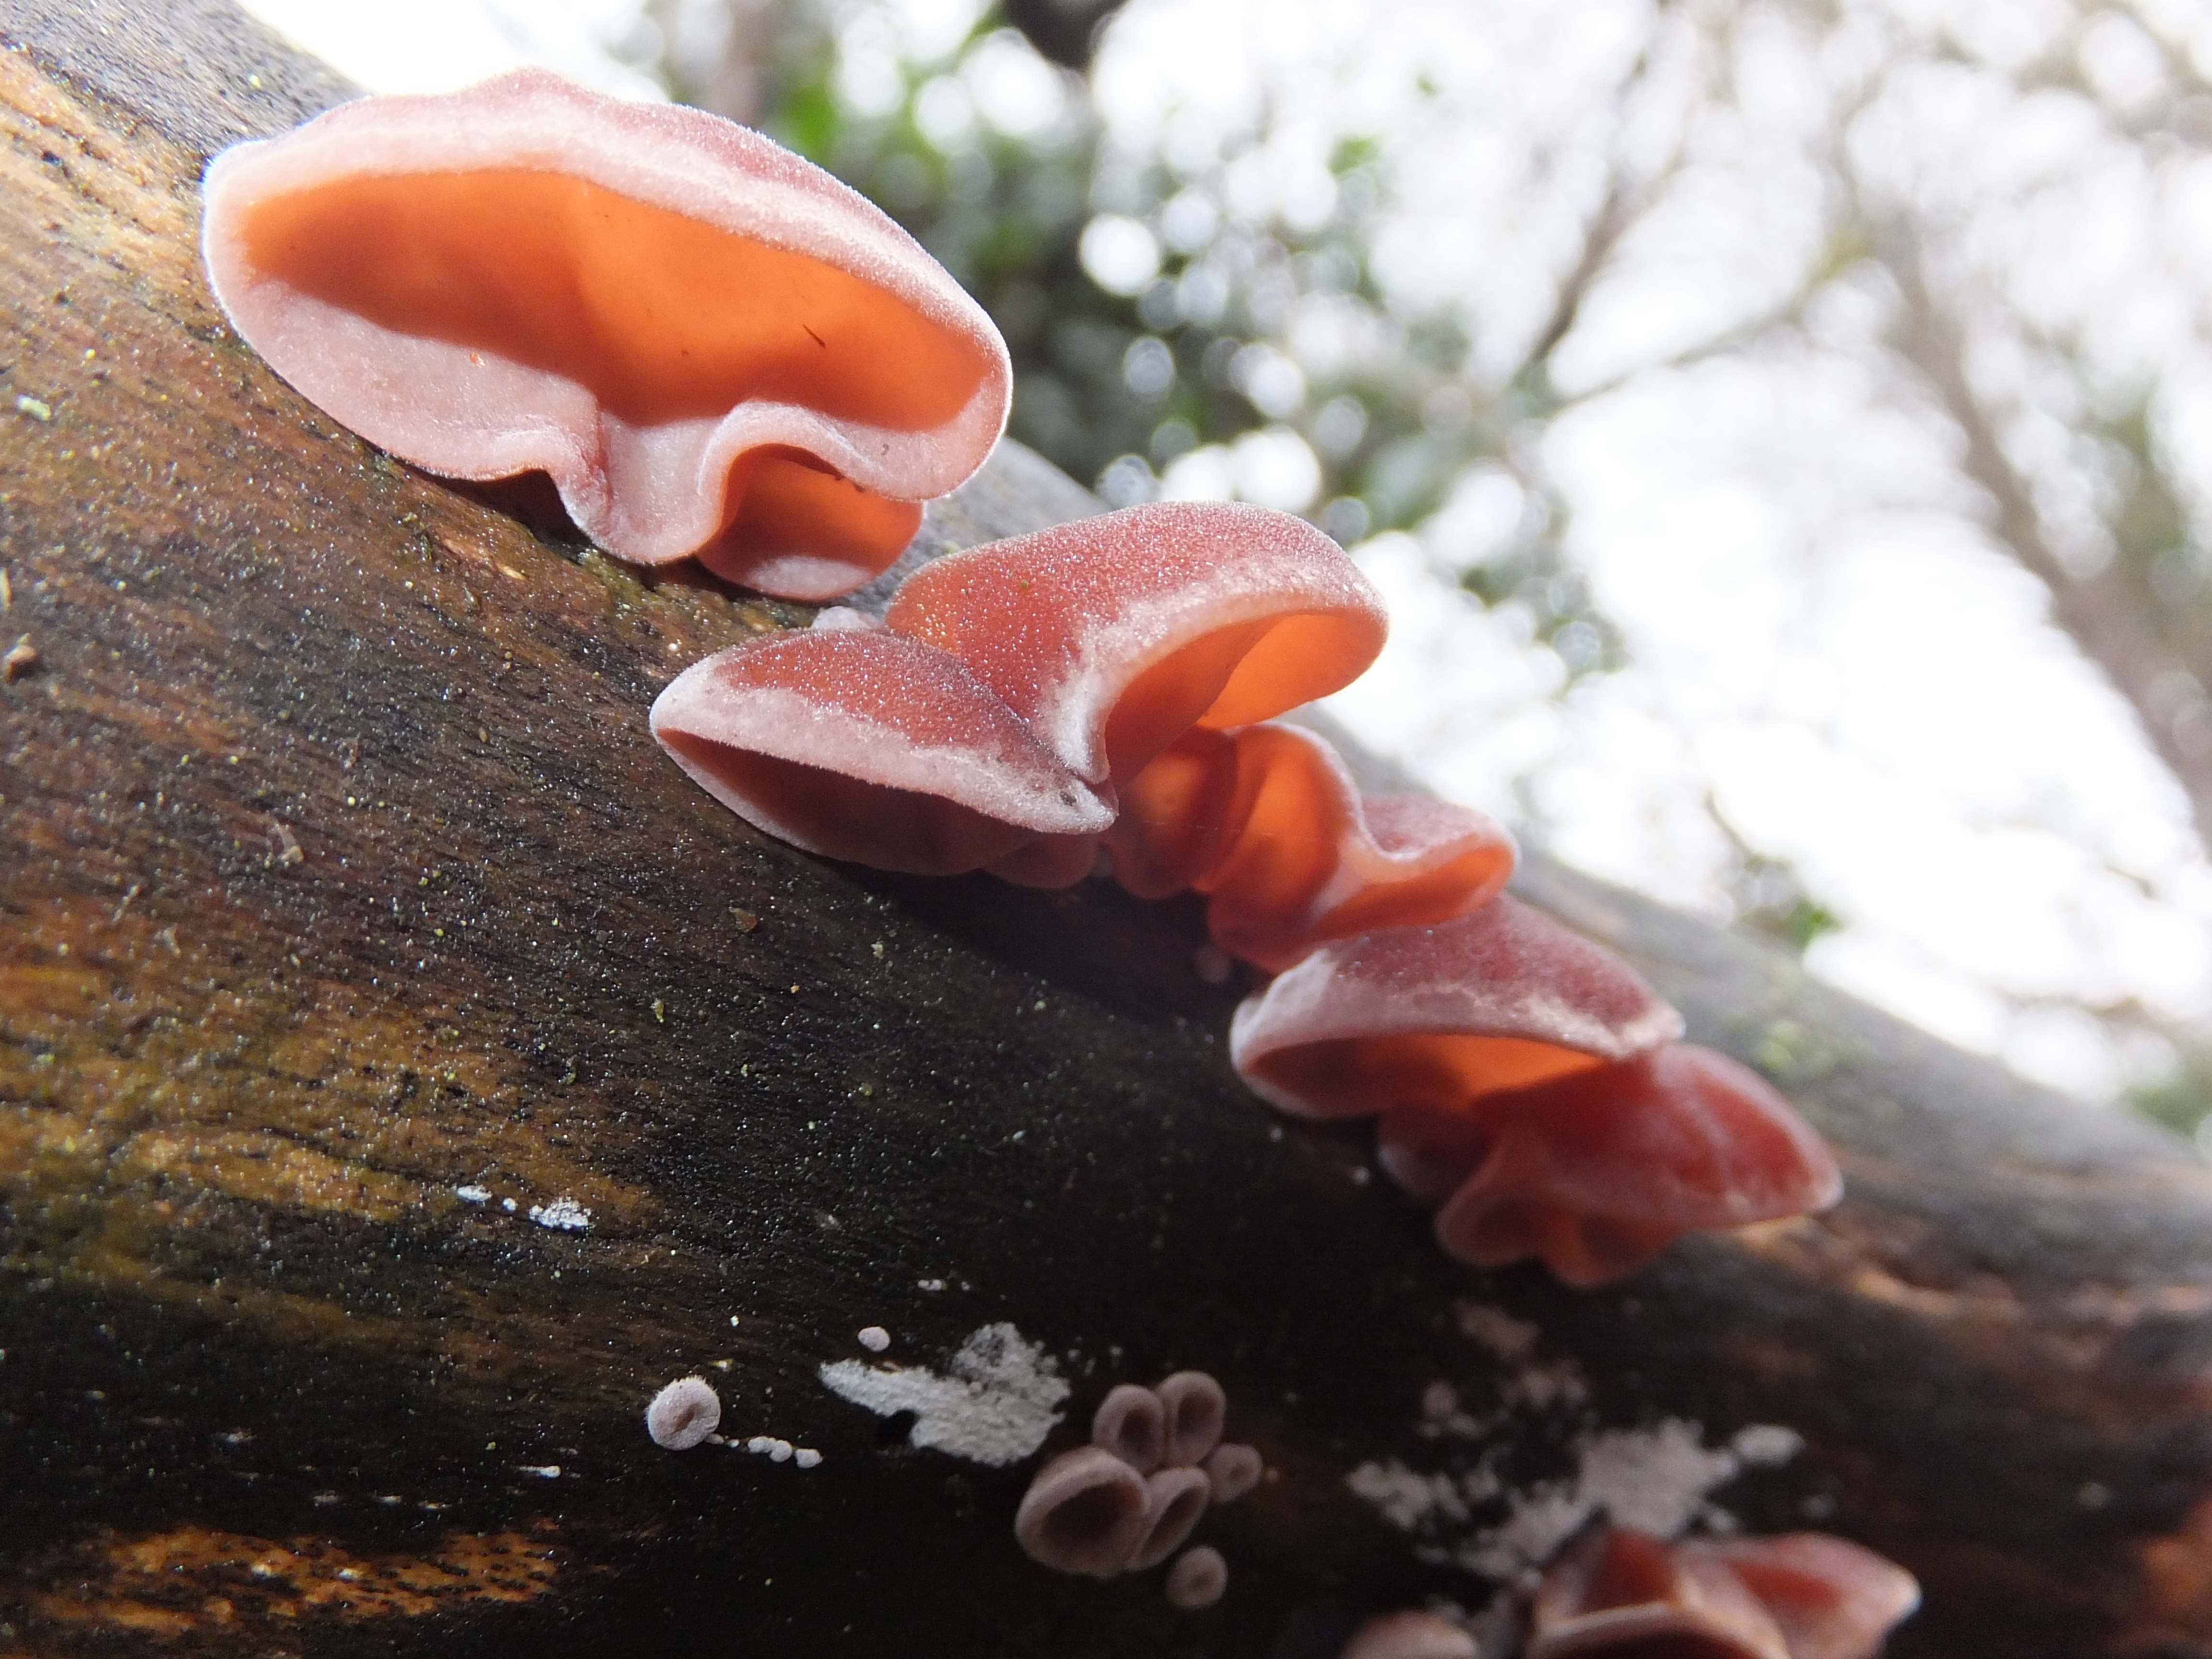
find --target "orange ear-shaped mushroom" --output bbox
[1684,1534,1920,1659]
[1228,896,1683,1122]
[1431,1044,1842,1286]
[1529,1527,1792,1659]
[1108,723,1515,970]
[649,629,1111,874]
[884,502,1386,792]
[201,69,1009,600]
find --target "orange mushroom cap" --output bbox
[1688,1534,1921,1659]
[1530,1527,1792,1659]
[1228,896,1683,1122]
[649,628,1110,874]
[1108,723,1516,970]
[1531,1528,1918,1659]
[883,502,1387,792]
[201,70,1010,599]
[1429,1044,1842,1285]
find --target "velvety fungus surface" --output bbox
[1430,1044,1843,1285]
[1228,896,1684,1121]
[649,629,1111,874]
[202,69,1009,597]
[884,502,1386,791]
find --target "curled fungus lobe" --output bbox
[1529,1527,1919,1659]
[202,70,1009,598]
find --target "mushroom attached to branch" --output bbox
[651,502,1384,883]
[643,1375,721,1450]
[1200,1442,1263,1504]
[1691,1534,1922,1659]
[1129,1466,1214,1570]
[1229,895,1685,1125]
[1230,900,1838,1282]
[1107,721,1515,970]
[1429,1044,1844,1286]
[649,629,1111,874]
[1154,1370,1227,1469]
[1529,1527,1791,1659]
[1164,1545,1228,1611]
[883,500,1387,799]
[1012,1445,1152,1577]
[1528,1527,1919,1659]
[201,69,1010,598]
[1090,1382,1168,1474]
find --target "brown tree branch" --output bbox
[4,6,2212,1658]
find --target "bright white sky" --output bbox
[238,0,2212,1109]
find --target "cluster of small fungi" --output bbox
[1015,1371,1260,1610]
[643,1374,824,1467]
[201,68,1913,1654]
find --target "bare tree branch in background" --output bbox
[1874,211,2212,837]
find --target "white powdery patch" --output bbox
[1348,1304,1806,1582]
[528,1197,591,1232]
[818,1321,1068,1466]
[1450,1418,1799,1575]
[1346,1458,1473,1532]
[1455,1302,1539,1362]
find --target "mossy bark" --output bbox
[2,5,2212,1655]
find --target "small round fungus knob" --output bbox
[1202,1442,1264,1504]
[1013,1445,1151,1576]
[1155,1370,1226,1467]
[645,1375,721,1450]
[1165,1544,1228,1610]
[1091,1382,1167,1473]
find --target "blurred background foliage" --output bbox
[647,0,1621,680]
[624,0,2212,1141]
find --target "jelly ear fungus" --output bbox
[201,68,1010,599]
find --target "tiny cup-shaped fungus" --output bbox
[1201,1442,1263,1505]
[650,629,1111,874]
[1091,1382,1167,1474]
[1013,1445,1152,1577]
[1108,723,1516,971]
[1164,1545,1228,1611]
[201,70,1010,599]
[884,502,1387,794]
[1154,1370,1227,1469]
[1128,1466,1214,1571]
[1431,1044,1843,1286]
[1229,895,1684,1124]
[644,1375,721,1450]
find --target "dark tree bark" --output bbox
[3,6,2212,1656]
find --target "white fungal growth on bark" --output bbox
[1346,1302,1806,1581]
[528,1196,592,1232]
[819,1322,1068,1465]
[858,1325,892,1353]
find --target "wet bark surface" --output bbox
[3,5,2212,1655]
